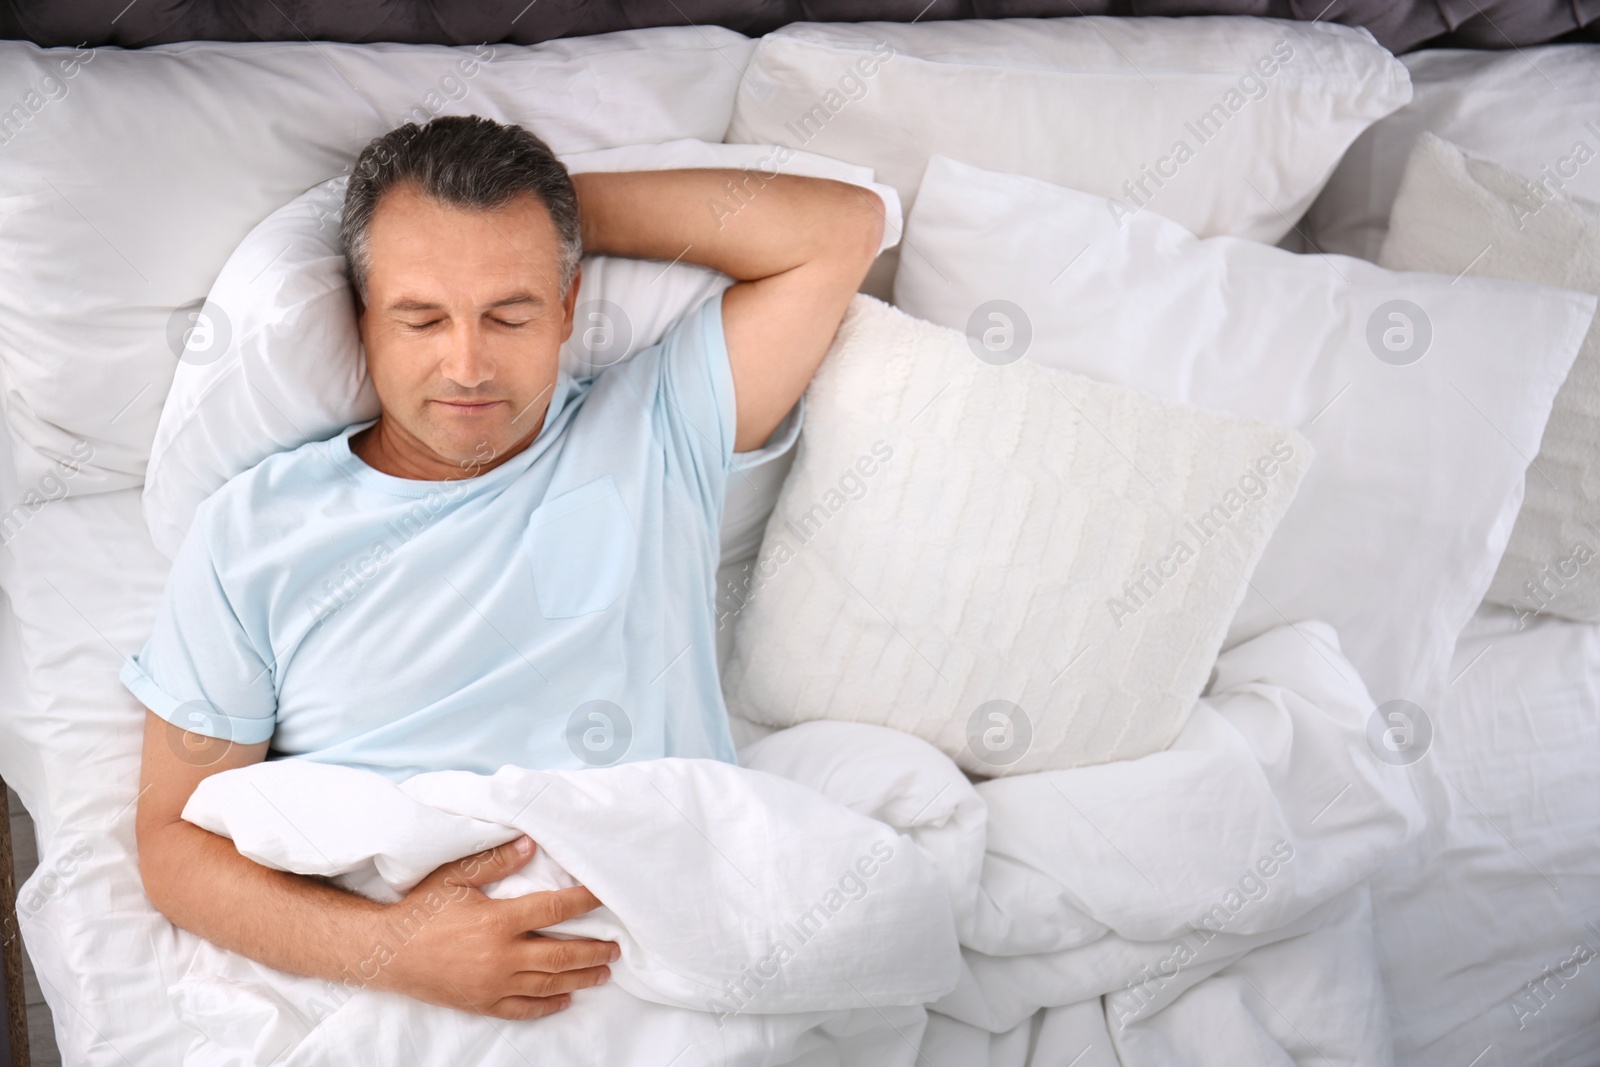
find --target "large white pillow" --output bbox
[141,140,901,563]
[721,295,1310,777]
[1379,134,1600,624]
[1307,45,1600,262]
[726,16,1411,296]
[893,155,1596,712]
[0,30,754,497]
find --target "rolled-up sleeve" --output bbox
[120,515,278,745]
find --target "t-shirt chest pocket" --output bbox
[523,475,638,618]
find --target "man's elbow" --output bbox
[135,804,202,924]
[813,186,883,288]
[835,188,885,270]
[135,816,176,915]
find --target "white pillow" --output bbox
[726,16,1411,297]
[892,155,1596,711]
[141,140,901,563]
[1307,45,1600,262]
[721,295,1310,777]
[0,30,754,497]
[1379,134,1600,624]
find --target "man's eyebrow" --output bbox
[386,292,547,313]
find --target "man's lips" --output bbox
[432,399,506,413]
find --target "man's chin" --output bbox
[420,420,524,475]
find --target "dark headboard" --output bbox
[1,0,1596,54]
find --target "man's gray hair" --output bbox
[340,115,582,305]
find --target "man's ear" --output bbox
[558,261,583,344]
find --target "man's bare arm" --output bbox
[135,709,617,1020]
[573,169,884,452]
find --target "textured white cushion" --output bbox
[726,16,1411,296]
[1379,134,1600,623]
[1308,45,1600,262]
[0,30,753,496]
[720,296,1310,777]
[140,140,900,562]
[892,155,1595,712]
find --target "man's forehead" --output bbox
[366,187,565,299]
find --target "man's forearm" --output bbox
[572,169,883,284]
[141,819,409,990]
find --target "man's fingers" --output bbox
[451,835,537,888]
[517,933,619,973]
[509,964,612,999]
[508,883,604,930]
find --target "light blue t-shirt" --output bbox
[121,291,800,781]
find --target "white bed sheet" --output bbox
[0,486,197,1065]
[1369,604,1600,1066]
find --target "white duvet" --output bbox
[167,620,1424,1066]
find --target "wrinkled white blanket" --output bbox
[173,621,1425,1066]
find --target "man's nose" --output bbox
[439,320,496,388]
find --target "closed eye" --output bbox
[398,317,529,331]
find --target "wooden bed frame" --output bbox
[2,781,28,1067]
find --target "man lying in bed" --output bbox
[124,115,883,1023]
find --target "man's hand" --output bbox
[136,710,617,1023]
[573,168,884,452]
[370,835,618,1020]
